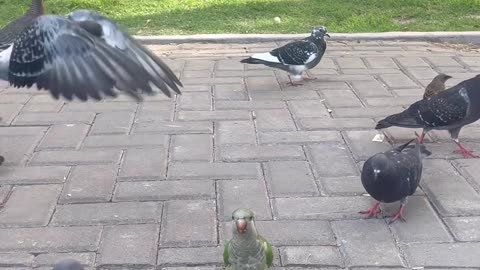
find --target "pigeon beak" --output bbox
[235,219,247,234]
[325,33,331,38]
[446,75,452,80]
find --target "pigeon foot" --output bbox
[388,206,406,224]
[359,202,381,218]
[453,142,478,158]
[414,131,426,144]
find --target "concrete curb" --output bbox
[134,32,480,45]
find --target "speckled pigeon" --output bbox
[423,73,452,99]
[360,139,431,224]
[376,74,480,158]
[224,208,273,270]
[52,259,84,270]
[240,26,329,86]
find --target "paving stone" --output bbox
[453,159,480,191]
[246,76,281,91]
[350,80,391,97]
[307,143,359,177]
[178,92,212,111]
[297,118,375,131]
[421,159,480,216]
[379,74,418,88]
[250,90,319,101]
[0,185,61,227]
[52,202,161,226]
[333,106,405,118]
[0,104,23,125]
[0,253,34,267]
[337,58,367,69]
[265,161,318,197]
[219,144,305,162]
[382,126,429,143]
[59,165,116,203]
[365,57,398,69]
[37,124,89,150]
[0,166,69,185]
[215,100,285,110]
[255,109,296,131]
[63,102,137,112]
[119,148,166,180]
[97,224,159,266]
[402,242,480,267]
[114,181,215,201]
[34,252,95,267]
[322,90,363,108]
[157,247,223,266]
[183,70,212,79]
[216,59,244,71]
[184,59,215,71]
[13,112,95,125]
[280,246,344,267]
[287,100,330,118]
[391,88,424,97]
[0,185,11,205]
[177,110,250,121]
[444,216,480,241]
[168,162,261,180]
[333,219,403,266]
[343,130,392,160]
[0,126,47,136]
[30,149,122,166]
[0,94,31,104]
[90,112,135,135]
[386,196,453,243]
[161,200,216,247]
[274,196,371,219]
[83,133,168,149]
[218,180,272,221]
[363,96,419,107]
[426,56,463,67]
[171,134,212,162]
[214,84,248,100]
[406,67,439,80]
[216,121,256,144]
[396,56,430,67]
[0,135,44,166]
[133,121,213,134]
[258,131,342,144]
[135,101,174,122]
[22,101,63,113]
[0,226,102,252]
[320,176,365,195]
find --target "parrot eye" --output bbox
[249,216,253,221]
[232,215,235,220]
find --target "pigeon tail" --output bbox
[375,110,421,130]
[240,57,265,64]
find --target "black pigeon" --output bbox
[360,139,431,224]
[52,259,84,270]
[376,75,480,158]
[240,26,329,86]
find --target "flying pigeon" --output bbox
[423,73,452,99]
[224,208,273,270]
[52,259,84,270]
[240,26,329,86]
[376,74,480,158]
[0,2,182,102]
[360,139,431,224]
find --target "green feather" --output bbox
[258,235,274,267]
[223,240,231,266]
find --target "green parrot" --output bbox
[223,208,274,270]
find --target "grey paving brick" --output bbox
[0,126,47,136]
[218,180,272,221]
[168,162,261,180]
[178,92,212,111]
[444,216,480,241]
[184,59,215,71]
[379,74,418,88]
[280,246,344,267]
[22,101,63,113]
[171,134,212,162]
[157,247,223,266]
[337,58,367,69]
[364,96,419,107]
[365,57,399,69]
[396,56,430,67]
[265,161,318,197]
[37,124,89,150]
[90,112,135,135]
[214,84,248,100]
[246,76,281,91]
[333,219,403,266]
[0,166,69,185]
[307,143,359,177]
[34,252,95,267]
[320,176,365,195]
[0,104,23,125]
[259,131,342,144]
[406,67,439,80]
[52,202,162,226]
[426,56,462,67]
[114,180,215,201]
[402,242,480,267]
[255,109,296,132]
[333,106,405,118]
[63,102,137,112]
[297,118,376,131]
[0,253,33,267]
[133,121,213,134]
[350,80,391,97]
[287,100,330,118]
[0,94,31,104]
[0,185,61,227]
[83,133,168,149]
[0,226,102,252]
[219,144,305,162]
[453,159,480,191]
[215,100,285,110]
[0,185,11,205]
[135,101,174,122]
[343,130,392,161]
[161,200,216,247]
[274,196,371,219]
[383,126,429,143]
[216,121,256,145]
[421,159,480,216]
[0,135,43,166]
[216,59,244,71]
[13,112,95,125]
[178,110,250,121]
[119,148,166,181]
[30,149,122,166]
[322,90,363,108]
[97,224,159,266]
[183,70,211,79]
[250,90,319,101]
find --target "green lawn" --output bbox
[1,0,479,35]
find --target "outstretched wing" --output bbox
[271,40,318,65]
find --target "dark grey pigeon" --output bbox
[52,259,84,270]
[360,139,431,224]
[376,74,480,158]
[240,26,329,85]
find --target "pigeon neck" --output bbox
[30,0,45,16]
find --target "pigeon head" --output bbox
[434,73,452,83]
[68,9,103,22]
[311,26,330,39]
[231,208,256,235]
[52,259,84,270]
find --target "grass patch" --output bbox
[0,0,479,35]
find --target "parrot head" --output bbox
[231,208,256,235]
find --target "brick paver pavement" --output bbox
[0,40,480,269]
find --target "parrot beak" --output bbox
[235,219,247,234]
